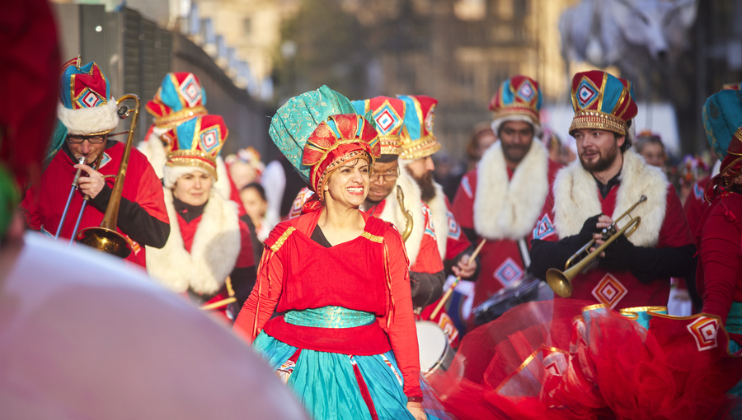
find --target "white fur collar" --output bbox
[370,166,425,266]
[473,140,549,240]
[426,182,449,260]
[552,149,668,247]
[146,188,241,294]
[137,130,167,179]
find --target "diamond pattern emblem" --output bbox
[494,257,523,287]
[199,128,219,152]
[80,89,101,108]
[424,105,436,134]
[532,214,556,240]
[687,316,719,352]
[179,74,202,107]
[576,78,599,109]
[447,211,461,240]
[591,274,627,308]
[517,80,536,102]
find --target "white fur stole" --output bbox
[552,149,668,247]
[473,140,549,240]
[146,188,241,294]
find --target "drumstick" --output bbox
[430,238,486,320]
[200,297,236,311]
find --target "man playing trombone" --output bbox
[528,70,694,310]
[20,58,169,267]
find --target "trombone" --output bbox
[545,195,647,298]
[75,94,141,259]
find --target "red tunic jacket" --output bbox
[453,161,561,307]
[21,143,168,267]
[234,209,422,398]
[697,190,742,330]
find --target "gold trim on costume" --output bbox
[154,105,208,129]
[582,303,608,312]
[491,106,540,124]
[493,344,569,393]
[270,227,296,253]
[361,231,384,243]
[618,306,668,315]
[166,149,219,179]
[399,134,441,160]
[569,110,628,136]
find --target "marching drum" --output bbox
[416,320,455,375]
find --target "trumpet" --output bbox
[396,185,413,242]
[75,94,140,259]
[545,195,647,298]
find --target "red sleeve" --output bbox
[236,219,255,268]
[658,185,694,248]
[699,205,741,324]
[379,226,422,399]
[527,189,558,249]
[19,183,41,230]
[132,151,169,224]
[233,248,284,342]
[683,181,708,238]
[444,196,471,259]
[451,170,476,230]
[410,210,444,273]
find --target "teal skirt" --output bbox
[727,302,742,397]
[254,331,448,420]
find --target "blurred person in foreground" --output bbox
[1,2,308,419]
[452,76,561,312]
[234,86,451,420]
[145,115,256,322]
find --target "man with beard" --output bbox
[528,70,694,309]
[452,76,562,310]
[397,95,476,334]
[353,97,448,313]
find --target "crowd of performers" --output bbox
[9,17,742,418]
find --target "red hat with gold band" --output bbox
[146,73,208,130]
[569,70,638,138]
[302,114,380,200]
[488,75,542,134]
[351,97,405,156]
[161,115,227,188]
[398,95,440,160]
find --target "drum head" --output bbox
[416,321,448,371]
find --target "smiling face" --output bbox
[172,170,213,206]
[323,158,370,208]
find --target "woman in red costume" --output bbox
[145,114,255,321]
[697,88,742,398]
[234,86,449,420]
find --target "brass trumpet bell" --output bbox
[545,195,647,298]
[76,226,132,259]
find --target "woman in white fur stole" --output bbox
[146,115,256,323]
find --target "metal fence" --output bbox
[52,4,271,157]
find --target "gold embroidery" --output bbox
[270,227,296,252]
[361,231,383,243]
